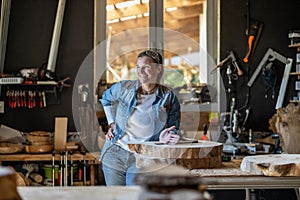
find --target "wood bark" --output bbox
[269,103,300,153]
[0,168,22,200]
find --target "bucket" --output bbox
[43,164,78,180]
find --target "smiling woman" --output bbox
[99,49,181,186]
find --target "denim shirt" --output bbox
[99,80,181,160]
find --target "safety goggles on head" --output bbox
[140,50,162,64]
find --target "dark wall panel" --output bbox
[1,0,299,133]
[220,0,300,131]
[1,0,94,132]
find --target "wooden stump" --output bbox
[269,103,300,153]
[128,141,223,169]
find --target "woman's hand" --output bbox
[159,126,180,144]
[105,123,115,140]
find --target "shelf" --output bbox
[0,152,100,186]
[288,44,300,48]
[288,44,300,51]
[290,72,300,79]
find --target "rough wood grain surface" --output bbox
[0,167,22,200]
[269,103,300,153]
[128,141,223,169]
[240,154,300,176]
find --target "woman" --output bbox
[99,49,181,186]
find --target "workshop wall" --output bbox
[220,0,300,131]
[1,0,299,134]
[0,0,94,132]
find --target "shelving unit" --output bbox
[0,152,100,186]
[289,43,300,103]
[288,44,300,51]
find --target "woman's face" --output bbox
[136,56,161,84]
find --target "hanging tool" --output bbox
[226,65,233,85]
[232,110,239,134]
[229,97,236,133]
[241,107,251,131]
[261,62,277,99]
[56,77,71,92]
[243,21,263,63]
[243,0,264,63]
[247,48,290,87]
[247,48,293,109]
[211,51,243,76]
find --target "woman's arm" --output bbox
[166,91,181,133]
[99,82,121,125]
[159,91,181,144]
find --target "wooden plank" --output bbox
[54,117,68,151]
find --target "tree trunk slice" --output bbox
[241,154,300,176]
[128,141,223,169]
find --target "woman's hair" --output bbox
[137,50,163,64]
[137,49,164,82]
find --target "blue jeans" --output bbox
[102,144,140,186]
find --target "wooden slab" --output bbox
[54,117,68,151]
[128,141,223,169]
[240,154,300,176]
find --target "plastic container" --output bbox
[43,164,78,180]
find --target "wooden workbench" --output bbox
[17,186,141,200]
[190,158,300,199]
[0,152,100,185]
[5,157,300,200]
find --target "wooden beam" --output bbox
[107,1,203,20]
[108,14,199,34]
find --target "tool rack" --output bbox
[1,80,70,108]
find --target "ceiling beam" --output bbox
[107,1,203,20]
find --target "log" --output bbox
[29,172,43,183]
[240,154,300,176]
[128,141,223,169]
[0,167,22,200]
[16,172,30,186]
[269,103,300,153]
